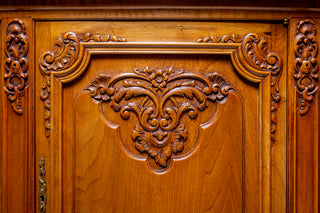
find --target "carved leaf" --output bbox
[87,68,233,172]
[39,32,127,136]
[4,19,29,114]
[294,19,319,115]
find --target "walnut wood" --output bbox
[0,6,318,213]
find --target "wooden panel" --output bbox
[288,18,320,213]
[35,20,286,212]
[1,18,35,213]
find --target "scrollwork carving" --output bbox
[39,32,127,136]
[39,157,47,213]
[294,19,318,115]
[242,33,282,143]
[4,19,29,114]
[86,67,233,172]
[199,33,283,143]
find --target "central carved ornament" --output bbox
[86,67,233,172]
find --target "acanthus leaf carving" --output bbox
[242,33,283,143]
[86,67,233,172]
[39,32,127,136]
[293,19,318,115]
[199,33,283,143]
[4,19,29,114]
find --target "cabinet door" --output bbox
[35,21,286,212]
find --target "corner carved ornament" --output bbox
[294,19,319,115]
[39,32,282,171]
[4,19,29,114]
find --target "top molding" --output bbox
[0,8,319,20]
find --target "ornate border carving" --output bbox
[39,32,127,136]
[39,32,282,145]
[293,19,318,115]
[39,157,47,213]
[4,19,29,114]
[198,33,282,143]
[86,68,233,172]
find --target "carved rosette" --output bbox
[39,157,47,213]
[293,19,318,115]
[4,19,29,114]
[39,32,127,136]
[86,67,233,172]
[198,33,282,143]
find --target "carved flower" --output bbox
[132,124,187,170]
[149,68,170,89]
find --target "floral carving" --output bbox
[39,157,47,213]
[4,19,29,114]
[293,19,318,115]
[39,32,127,136]
[86,67,233,172]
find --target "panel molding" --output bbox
[39,32,283,145]
[198,33,282,143]
[39,32,127,136]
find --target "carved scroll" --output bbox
[86,67,233,172]
[4,19,29,114]
[39,157,47,213]
[39,32,127,136]
[293,19,318,115]
[198,33,282,143]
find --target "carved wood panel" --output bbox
[35,21,285,212]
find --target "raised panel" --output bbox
[35,21,283,213]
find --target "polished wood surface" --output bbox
[0,6,318,213]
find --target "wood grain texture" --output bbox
[33,20,285,212]
[288,18,320,213]
[0,6,317,213]
[1,17,34,213]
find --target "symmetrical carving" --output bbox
[199,33,282,143]
[39,32,127,136]
[4,19,29,114]
[39,157,47,213]
[294,19,318,115]
[86,67,233,172]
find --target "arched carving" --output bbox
[39,32,282,145]
[86,67,233,172]
[39,32,127,136]
[198,33,282,143]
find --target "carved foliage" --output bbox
[197,34,243,43]
[4,19,29,114]
[39,157,47,213]
[293,19,318,115]
[242,33,283,143]
[39,32,127,136]
[86,67,233,172]
[199,33,283,143]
